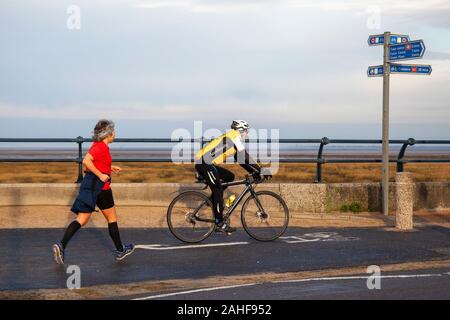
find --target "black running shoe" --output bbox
[215,222,236,235]
[52,243,65,265]
[115,244,135,261]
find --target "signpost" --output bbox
[381,32,391,217]
[368,32,431,216]
[389,40,426,61]
[368,34,409,46]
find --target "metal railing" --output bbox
[0,137,449,183]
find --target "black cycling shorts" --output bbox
[96,188,115,210]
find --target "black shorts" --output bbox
[96,188,115,210]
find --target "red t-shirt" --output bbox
[87,141,112,190]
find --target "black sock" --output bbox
[61,221,81,249]
[108,222,124,252]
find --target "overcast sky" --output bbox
[1,0,449,138]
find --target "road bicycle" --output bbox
[167,172,289,243]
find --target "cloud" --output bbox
[290,0,450,12]
[133,0,269,12]
[2,77,449,125]
[427,51,450,60]
[132,0,450,28]
[0,102,197,120]
[133,0,450,14]
[1,0,449,130]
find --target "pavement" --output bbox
[0,205,394,229]
[0,219,449,299]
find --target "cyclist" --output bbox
[195,120,265,234]
[52,119,135,265]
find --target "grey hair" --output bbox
[92,119,115,142]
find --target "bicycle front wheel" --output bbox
[241,191,289,241]
[167,191,215,243]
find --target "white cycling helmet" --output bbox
[231,120,250,132]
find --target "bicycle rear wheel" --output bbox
[167,191,215,243]
[241,191,289,241]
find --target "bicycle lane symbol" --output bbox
[280,232,360,244]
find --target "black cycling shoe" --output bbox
[215,222,236,235]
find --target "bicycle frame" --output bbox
[194,176,266,223]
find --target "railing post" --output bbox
[75,136,84,183]
[315,137,330,183]
[256,137,260,163]
[396,138,415,173]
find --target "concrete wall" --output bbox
[0,182,449,212]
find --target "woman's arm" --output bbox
[82,153,110,182]
[111,165,123,173]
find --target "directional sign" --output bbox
[389,35,410,44]
[390,63,432,75]
[368,34,409,46]
[367,65,384,77]
[389,40,425,61]
[368,64,432,77]
[368,34,385,46]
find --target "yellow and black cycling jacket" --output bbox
[195,129,260,173]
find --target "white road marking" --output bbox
[272,273,444,284]
[132,272,448,300]
[133,283,257,300]
[136,232,360,250]
[135,242,249,250]
[138,232,358,251]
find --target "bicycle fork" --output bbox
[248,188,269,221]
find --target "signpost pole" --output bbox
[382,31,391,215]
[368,32,430,215]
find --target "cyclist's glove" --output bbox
[252,171,263,182]
[260,168,272,181]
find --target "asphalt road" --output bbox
[130,268,450,300]
[0,225,449,299]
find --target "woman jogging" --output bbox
[52,119,135,264]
